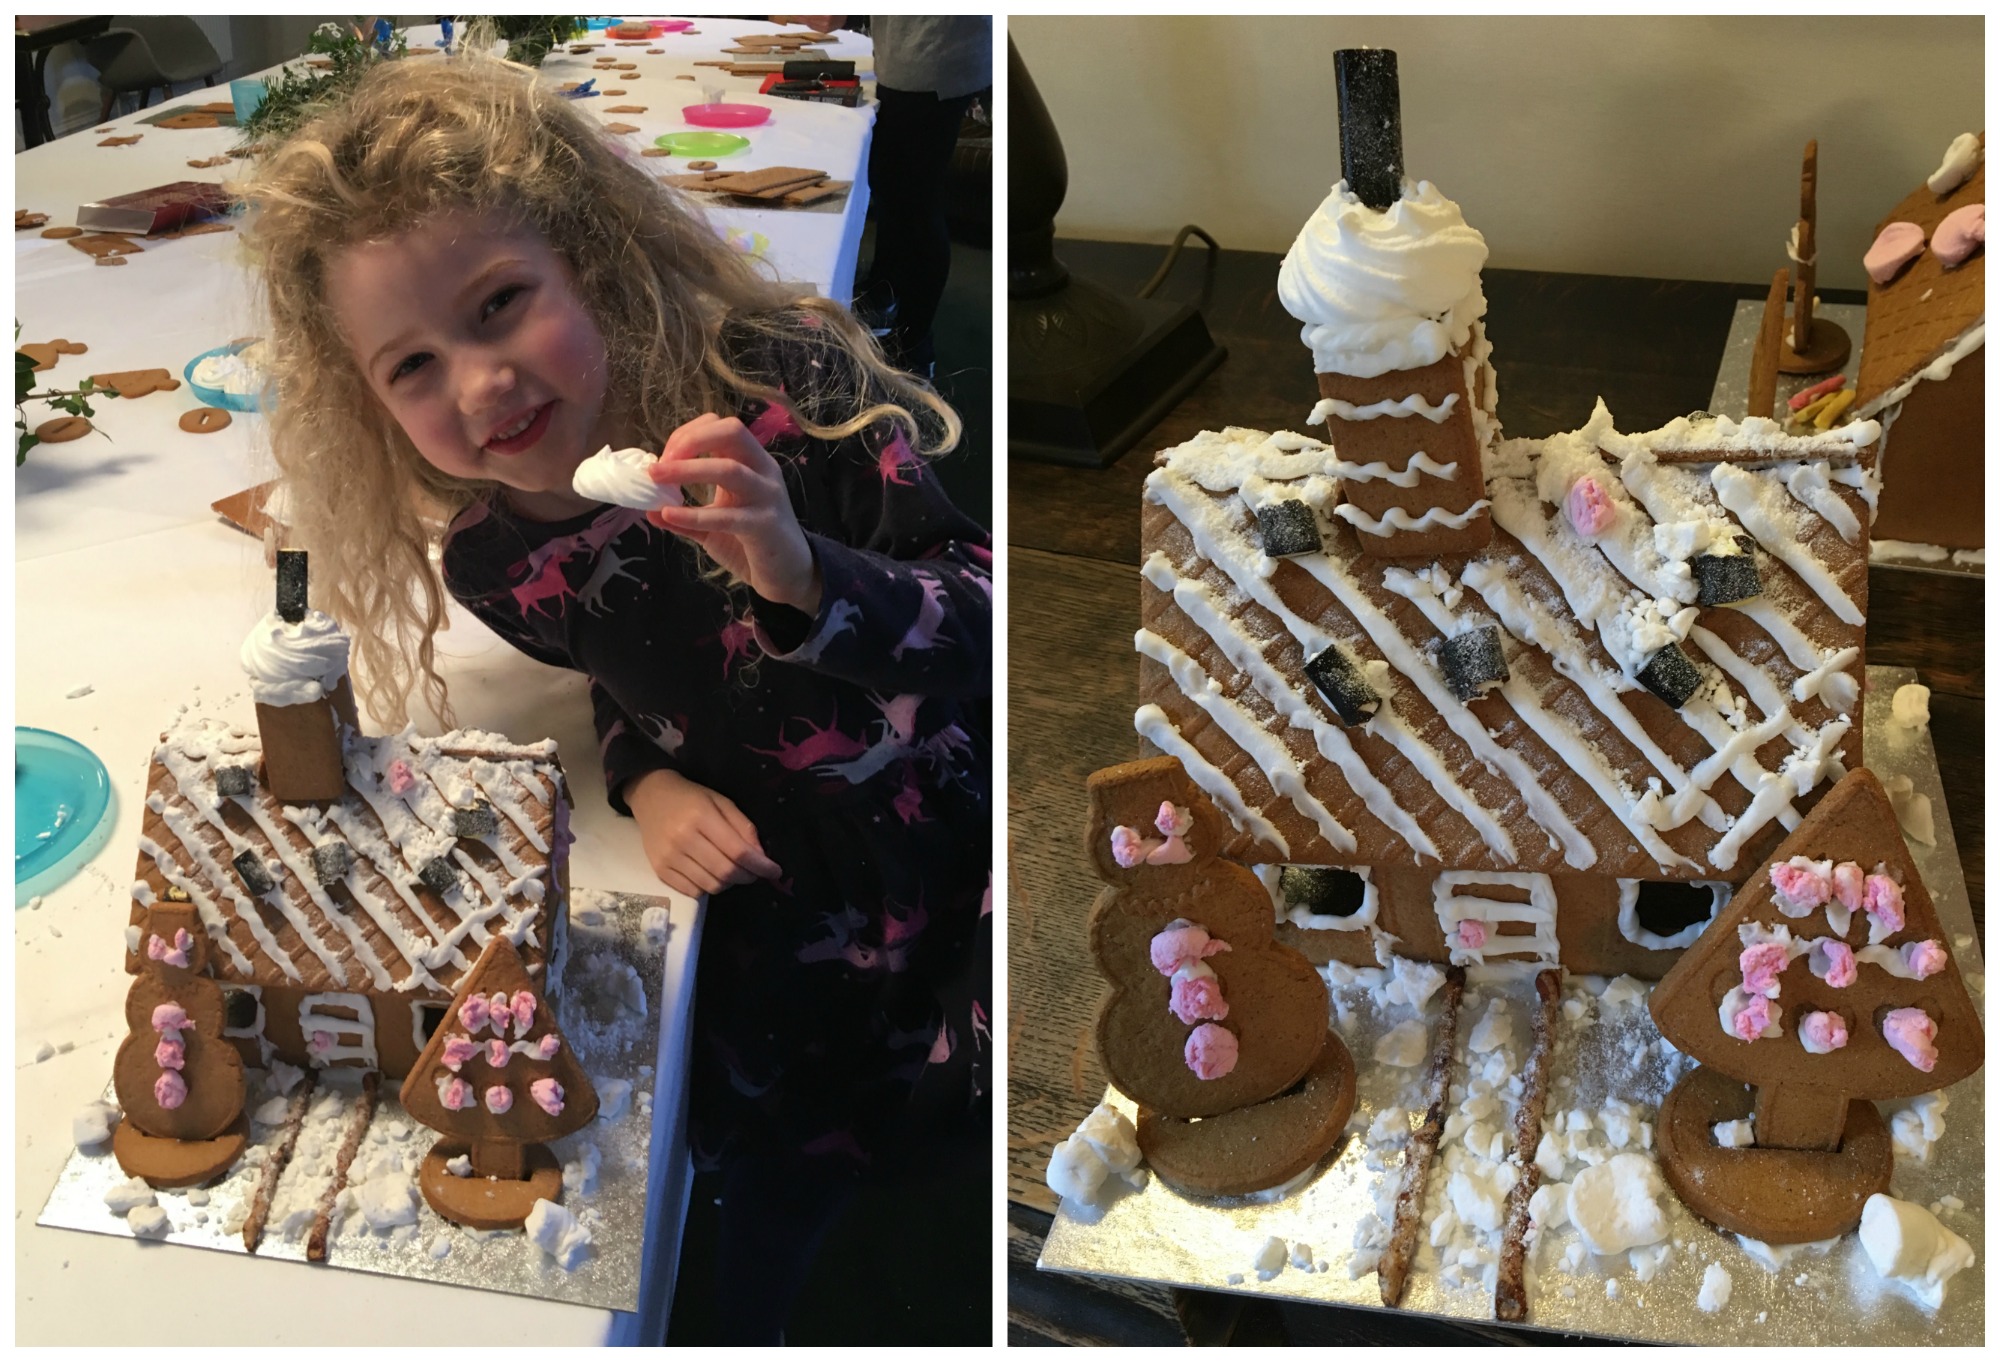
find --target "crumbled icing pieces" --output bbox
[524,1197,594,1270]
[1859,1193,1973,1309]
[1045,1102,1148,1208]
[73,1101,121,1148]
[1566,1152,1668,1256]
[1696,1262,1733,1312]
[1926,132,1981,195]
[1890,683,1932,732]
[1887,1090,1949,1162]
[1881,775,1937,847]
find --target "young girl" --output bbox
[237,43,989,1340]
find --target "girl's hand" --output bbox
[624,767,783,898]
[648,413,823,614]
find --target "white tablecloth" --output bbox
[12,16,873,1345]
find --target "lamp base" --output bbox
[1008,274,1226,468]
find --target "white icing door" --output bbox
[299,992,378,1068]
[1434,871,1560,967]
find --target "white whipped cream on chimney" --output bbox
[1278,178,1489,378]
[241,610,350,707]
[572,444,684,511]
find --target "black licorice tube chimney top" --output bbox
[1336,48,1403,211]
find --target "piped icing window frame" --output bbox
[1435,871,1559,968]
[1277,865,1378,934]
[219,983,266,1039]
[1617,879,1731,952]
[299,991,379,1069]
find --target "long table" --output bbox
[14,18,874,1346]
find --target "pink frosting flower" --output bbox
[1738,942,1790,997]
[154,1070,188,1110]
[1882,1008,1938,1073]
[147,929,193,969]
[440,1035,478,1072]
[1831,861,1865,912]
[1933,203,1985,268]
[1863,874,1905,934]
[458,994,490,1033]
[510,991,538,1037]
[1148,923,1230,976]
[1109,824,1157,869]
[487,992,513,1036]
[1902,939,1949,981]
[1169,973,1229,1025]
[532,1034,562,1061]
[154,1037,186,1070]
[530,1077,565,1116]
[1798,1011,1849,1054]
[386,758,417,795]
[1769,858,1833,913]
[484,1084,514,1114]
[438,1075,476,1111]
[486,1038,512,1068]
[151,1002,190,1033]
[1566,475,1616,537]
[1457,920,1488,950]
[1813,939,1857,988]
[1730,994,1778,1042]
[1184,1023,1239,1080]
[1154,802,1193,838]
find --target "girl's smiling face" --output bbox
[329,208,620,520]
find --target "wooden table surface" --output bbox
[1005,238,1985,1345]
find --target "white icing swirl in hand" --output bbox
[240,609,350,706]
[571,444,684,511]
[1277,179,1489,378]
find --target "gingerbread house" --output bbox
[1854,132,1983,549]
[1137,395,1881,980]
[127,710,572,1078]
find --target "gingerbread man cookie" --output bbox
[90,369,180,398]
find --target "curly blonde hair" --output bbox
[237,38,959,727]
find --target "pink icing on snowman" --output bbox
[154,1070,188,1109]
[1149,921,1230,976]
[1148,802,1194,864]
[1184,1023,1239,1080]
[154,1037,186,1070]
[1168,971,1228,1025]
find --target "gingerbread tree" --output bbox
[1084,756,1355,1197]
[400,934,598,1229]
[1650,768,1983,1241]
[112,898,248,1187]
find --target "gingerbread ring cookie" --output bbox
[35,416,93,443]
[40,226,81,239]
[688,160,717,171]
[180,407,232,434]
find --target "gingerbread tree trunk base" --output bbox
[1656,1065,1890,1243]
[1777,317,1851,375]
[1135,1032,1356,1198]
[114,1112,249,1189]
[418,1139,563,1230]
[1752,1081,1848,1152]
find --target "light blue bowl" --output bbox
[16,727,118,906]
[184,342,267,413]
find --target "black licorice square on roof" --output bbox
[1637,642,1703,709]
[214,765,253,796]
[1692,537,1762,607]
[311,842,352,886]
[417,856,458,895]
[1302,644,1379,725]
[1437,625,1509,702]
[1255,499,1322,558]
[232,849,276,896]
[452,802,498,838]
[1280,865,1368,918]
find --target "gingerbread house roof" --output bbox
[1856,136,1984,415]
[129,710,569,998]
[1138,403,1879,882]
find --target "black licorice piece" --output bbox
[1255,499,1322,558]
[1637,643,1703,709]
[214,765,253,796]
[1303,644,1379,725]
[418,856,458,895]
[233,849,276,896]
[1437,625,1509,702]
[1336,49,1403,212]
[452,802,498,837]
[275,548,309,623]
[1692,537,1762,607]
[1280,865,1368,918]
[311,842,352,886]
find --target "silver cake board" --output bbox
[1040,667,1984,1345]
[38,888,676,1314]
[1708,298,1980,577]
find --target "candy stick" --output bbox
[1787,372,1846,411]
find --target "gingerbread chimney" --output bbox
[1277,49,1497,560]
[242,550,358,802]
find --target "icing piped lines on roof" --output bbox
[1134,702,1290,856]
[145,791,307,983]
[134,833,257,976]
[1709,464,1862,626]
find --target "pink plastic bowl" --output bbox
[682,103,770,129]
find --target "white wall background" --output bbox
[1010,15,1983,292]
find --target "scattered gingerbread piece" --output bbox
[16,210,50,229]
[68,234,143,258]
[187,156,231,169]
[180,407,232,434]
[156,111,219,130]
[647,48,664,54]
[603,89,627,96]
[98,135,143,147]
[91,369,181,398]
[607,105,648,114]
[95,125,115,133]
[676,74,696,80]
[613,62,638,70]
[604,123,640,136]
[158,220,233,239]
[95,255,128,267]
[640,147,671,157]
[18,339,87,371]
[35,416,93,443]
[40,226,82,239]
[687,160,717,171]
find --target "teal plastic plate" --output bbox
[183,342,268,413]
[16,727,117,906]
[653,131,751,158]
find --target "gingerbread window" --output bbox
[1617,879,1729,951]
